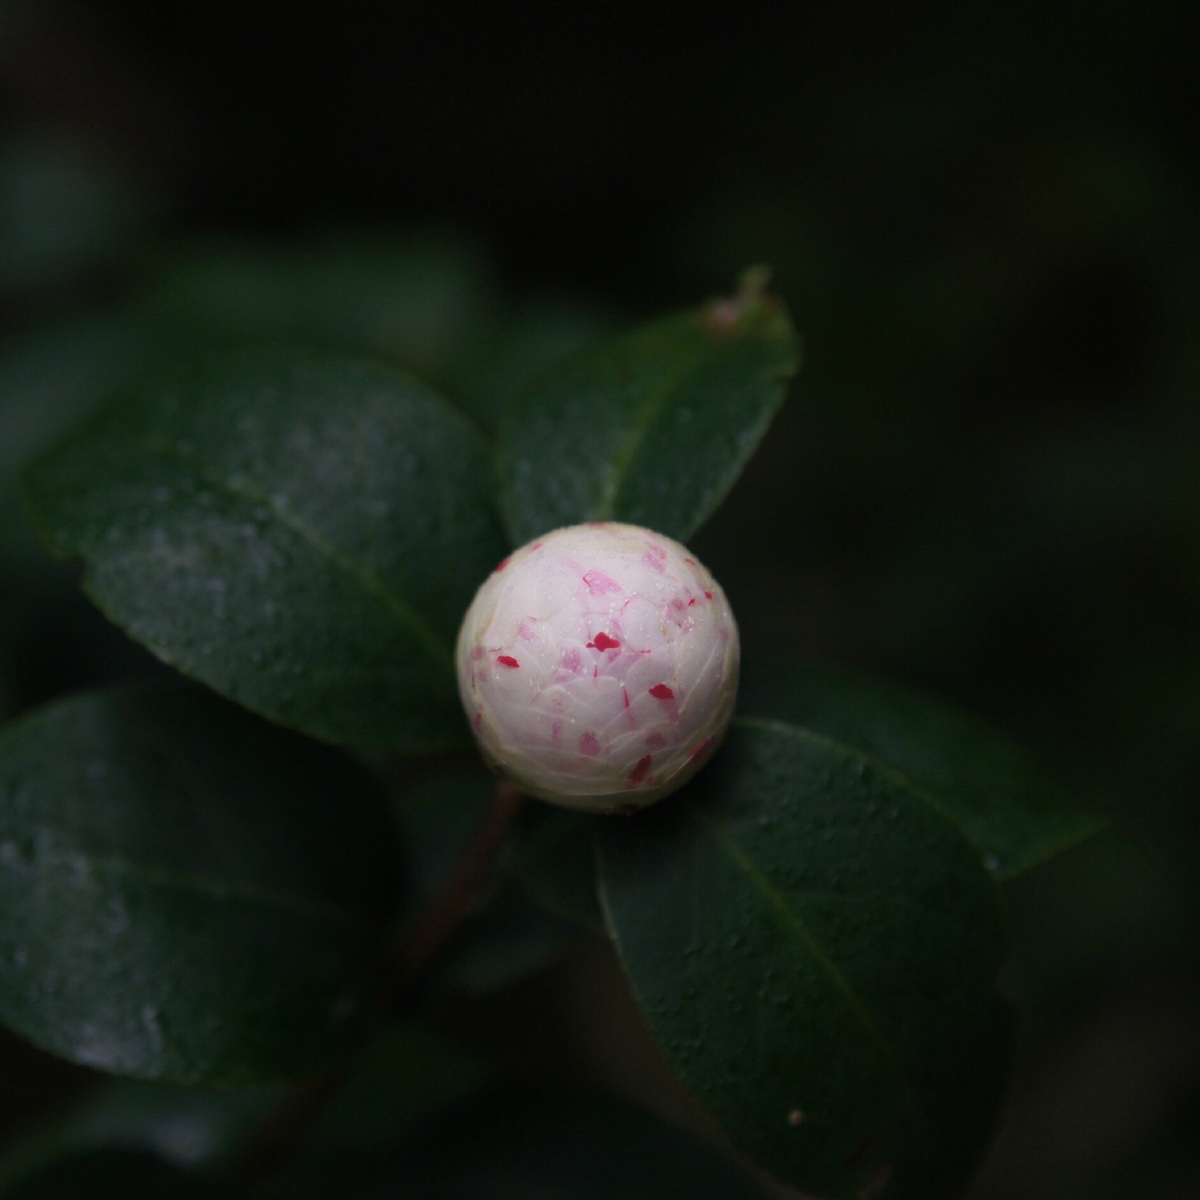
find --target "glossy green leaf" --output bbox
[740,663,1105,879]
[496,273,800,545]
[598,718,1014,1200]
[21,348,507,752]
[0,1149,237,1199]
[0,684,400,1084]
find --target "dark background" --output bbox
[1,2,1198,1197]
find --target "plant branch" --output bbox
[233,777,525,1185]
[392,777,526,999]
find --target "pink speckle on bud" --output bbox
[495,557,511,572]
[583,569,623,595]
[642,544,667,571]
[455,522,739,813]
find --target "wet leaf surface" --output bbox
[0,685,399,1084]
[598,718,1014,1199]
[21,349,507,752]
[497,278,800,545]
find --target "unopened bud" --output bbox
[456,522,739,812]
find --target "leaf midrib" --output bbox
[679,712,1010,1104]
[591,332,718,521]
[591,323,794,525]
[686,805,907,1094]
[147,436,453,672]
[736,715,989,873]
[24,843,370,933]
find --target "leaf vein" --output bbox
[38,848,370,933]
[687,805,906,1090]
[150,437,453,671]
[592,354,701,521]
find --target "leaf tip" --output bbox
[699,266,781,338]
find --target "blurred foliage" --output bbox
[0,0,1197,1196]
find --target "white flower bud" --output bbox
[455,522,739,812]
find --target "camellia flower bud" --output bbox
[455,522,739,812]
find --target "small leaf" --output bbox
[496,272,800,545]
[395,1084,768,1200]
[309,1020,484,1150]
[598,719,1014,1199]
[0,684,400,1084]
[21,349,507,752]
[0,1149,237,1199]
[740,663,1105,879]
[0,1077,280,1190]
[52,1081,277,1167]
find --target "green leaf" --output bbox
[0,1149,237,1199]
[309,1020,484,1150]
[0,315,155,560]
[0,1078,280,1191]
[394,1084,768,1200]
[740,663,1105,879]
[0,315,164,718]
[0,684,400,1084]
[597,718,1014,1200]
[21,348,508,752]
[496,272,800,545]
[272,1085,766,1199]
